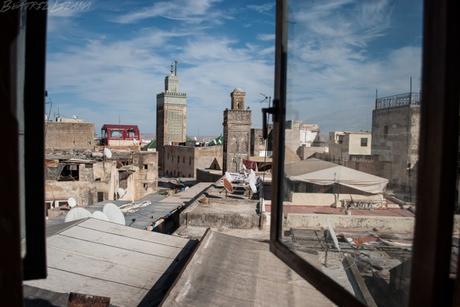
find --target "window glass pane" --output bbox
[279,1,423,305]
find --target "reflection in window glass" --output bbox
[280,1,422,306]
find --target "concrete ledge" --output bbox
[184,212,264,229]
[290,193,384,207]
[284,214,414,233]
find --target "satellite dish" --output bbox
[65,207,92,222]
[103,147,112,159]
[223,177,233,193]
[117,188,126,198]
[103,203,125,225]
[249,176,257,194]
[67,197,77,208]
[225,172,233,183]
[92,211,109,221]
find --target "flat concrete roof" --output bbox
[25,218,194,306]
[162,230,333,306]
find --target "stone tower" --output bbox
[223,88,251,173]
[371,92,420,201]
[156,61,187,174]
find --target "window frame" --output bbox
[269,0,459,306]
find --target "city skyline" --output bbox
[46,0,422,136]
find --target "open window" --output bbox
[270,0,459,306]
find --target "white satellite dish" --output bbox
[65,207,92,222]
[67,197,77,208]
[249,176,257,194]
[92,211,109,221]
[103,147,112,159]
[103,203,126,225]
[225,172,233,183]
[117,188,127,198]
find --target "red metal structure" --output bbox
[100,124,141,146]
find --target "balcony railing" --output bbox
[375,92,420,110]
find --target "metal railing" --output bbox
[375,92,420,110]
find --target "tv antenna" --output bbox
[45,90,53,121]
[259,93,272,108]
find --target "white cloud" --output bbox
[48,0,92,17]
[247,3,275,14]
[257,33,275,41]
[46,28,274,135]
[284,0,421,133]
[115,0,226,24]
[47,0,92,33]
[46,0,422,137]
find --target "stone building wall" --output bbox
[163,145,223,178]
[163,145,195,177]
[132,151,158,198]
[223,110,251,172]
[250,128,265,157]
[329,132,371,163]
[45,122,95,151]
[46,161,119,206]
[372,104,420,200]
[194,146,223,173]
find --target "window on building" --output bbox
[177,156,180,163]
[182,157,185,163]
[58,164,79,181]
[384,125,389,138]
[127,129,136,138]
[97,192,104,202]
[189,157,192,165]
[110,130,123,139]
[143,164,148,169]
[360,137,368,147]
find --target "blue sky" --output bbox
[46,0,422,137]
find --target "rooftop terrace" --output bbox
[375,92,420,110]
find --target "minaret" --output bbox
[156,61,187,175]
[222,88,251,173]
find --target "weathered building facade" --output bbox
[45,150,158,216]
[156,61,187,174]
[371,92,420,201]
[45,120,95,151]
[163,145,223,178]
[329,131,372,164]
[223,89,251,173]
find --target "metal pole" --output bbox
[409,76,413,104]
